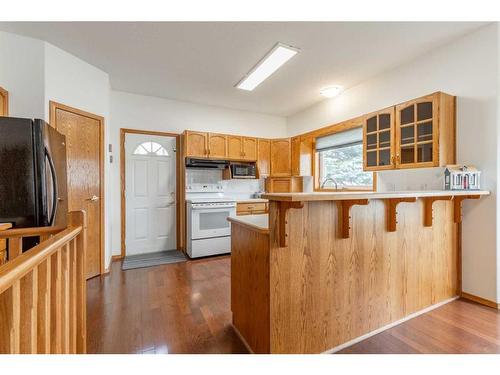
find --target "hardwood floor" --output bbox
[339,298,500,354]
[87,255,248,354]
[87,255,500,354]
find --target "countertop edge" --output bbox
[261,190,490,202]
[228,215,269,234]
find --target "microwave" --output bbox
[230,163,256,179]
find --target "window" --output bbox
[133,141,168,156]
[316,127,373,190]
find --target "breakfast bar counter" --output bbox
[228,190,489,353]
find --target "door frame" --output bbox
[120,128,181,258]
[0,87,8,116]
[49,100,106,276]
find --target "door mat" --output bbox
[122,249,187,270]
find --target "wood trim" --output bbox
[423,196,453,227]
[0,87,8,116]
[49,101,106,276]
[461,292,499,310]
[120,128,181,258]
[336,199,369,238]
[311,117,376,192]
[277,201,304,247]
[300,115,365,139]
[111,255,122,262]
[384,197,417,232]
[453,195,481,223]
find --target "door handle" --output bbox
[87,195,99,202]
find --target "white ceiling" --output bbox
[0,22,487,116]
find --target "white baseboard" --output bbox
[322,296,459,354]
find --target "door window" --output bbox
[133,141,169,156]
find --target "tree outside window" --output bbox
[319,143,373,189]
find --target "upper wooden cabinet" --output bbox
[257,139,271,177]
[227,135,244,159]
[207,133,227,159]
[185,130,260,162]
[291,136,301,176]
[242,137,257,161]
[363,107,395,171]
[363,92,455,171]
[270,138,291,177]
[185,130,207,158]
[395,92,455,168]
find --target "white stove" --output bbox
[186,183,236,258]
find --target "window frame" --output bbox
[132,141,169,157]
[312,117,376,192]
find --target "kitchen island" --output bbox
[227,190,489,354]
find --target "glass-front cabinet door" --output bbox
[395,94,438,168]
[363,107,395,171]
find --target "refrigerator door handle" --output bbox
[45,147,58,226]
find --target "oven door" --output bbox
[191,206,235,240]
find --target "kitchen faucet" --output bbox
[320,176,339,190]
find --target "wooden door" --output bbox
[290,136,301,176]
[50,102,103,279]
[227,135,243,159]
[185,131,207,158]
[208,133,227,159]
[0,87,8,116]
[270,139,291,177]
[257,139,271,177]
[363,107,395,171]
[395,94,439,169]
[242,137,257,161]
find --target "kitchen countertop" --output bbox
[227,214,269,234]
[261,190,490,202]
[235,198,268,204]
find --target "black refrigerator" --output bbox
[0,117,68,241]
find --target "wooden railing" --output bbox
[0,211,87,354]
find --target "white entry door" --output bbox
[125,133,177,256]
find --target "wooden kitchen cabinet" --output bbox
[236,202,268,216]
[265,176,303,193]
[242,137,258,161]
[291,136,301,176]
[363,92,455,171]
[395,92,455,168]
[363,107,396,171]
[257,139,271,177]
[185,130,207,158]
[270,138,291,177]
[227,135,243,159]
[207,133,227,159]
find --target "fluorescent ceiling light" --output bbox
[236,42,299,91]
[320,85,343,98]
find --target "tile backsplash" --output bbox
[377,167,445,191]
[185,169,221,185]
[185,169,263,198]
